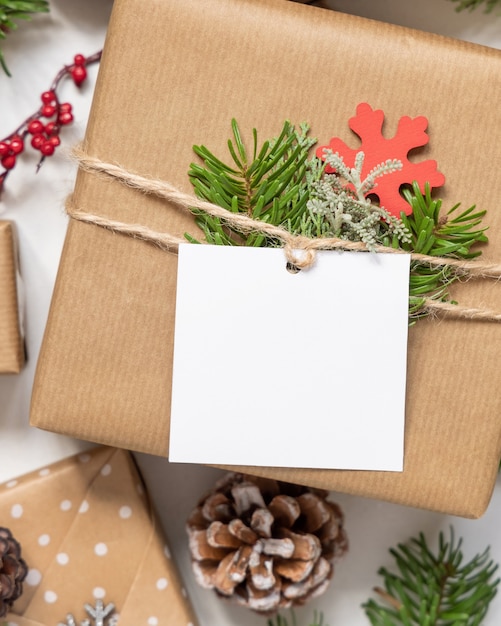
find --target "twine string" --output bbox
[420,299,501,322]
[66,146,501,320]
[66,204,187,254]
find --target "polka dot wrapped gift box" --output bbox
[0,447,197,626]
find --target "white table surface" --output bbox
[1,1,500,625]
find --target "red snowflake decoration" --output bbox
[316,103,445,217]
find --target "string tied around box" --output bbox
[65,145,501,322]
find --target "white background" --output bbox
[0,1,500,625]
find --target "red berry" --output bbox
[31,134,45,149]
[41,91,56,105]
[48,135,61,147]
[1,154,16,170]
[45,121,57,135]
[28,120,45,135]
[40,141,55,157]
[0,142,9,156]
[73,54,86,66]
[42,104,56,118]
[9,136,24,154]
[71,65,87,87]
[59,102,73,113]
[58,112,74,125]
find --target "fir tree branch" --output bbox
[0,0,49,76]
[449,0,501,12]
[188,119,316,248]
[401,182,488,319]
[363,529,500,626]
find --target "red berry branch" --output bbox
[0,50,102,196]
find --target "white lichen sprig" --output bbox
[301,150,411,251]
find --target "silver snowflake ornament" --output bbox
[58,599,119,626]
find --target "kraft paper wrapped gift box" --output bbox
[31,0,501,517]
[0,220,24,373]
[1,446,198,626]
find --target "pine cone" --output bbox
[187,473,347,614]
[0,527,28,617]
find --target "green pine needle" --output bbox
[188,118,315,248]
[0,0,49,76]
[449,0,501,12]
[363,529,500,626]
[401,182,488,320]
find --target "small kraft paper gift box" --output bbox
[1,447,198,626]
[31,0,501,517]
[0,220,24,373]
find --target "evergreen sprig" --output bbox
[188,120,412,254]
[188,121,488,322]
[449,0,501,12]
[187,119,315,248]
[401,183,488,318]
[0,0,49,76]
[363,529,499,626]
[299,150,411,252]
[267,609,327,626]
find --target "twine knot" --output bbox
[283,240,317,270]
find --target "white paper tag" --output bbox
[169,244,410,471]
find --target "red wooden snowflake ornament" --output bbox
[316,103,445,217]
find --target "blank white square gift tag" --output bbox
[169,244,410,471]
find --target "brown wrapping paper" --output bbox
[2,447,198,626]
[31,0,501,517]
[0,220,24,373]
